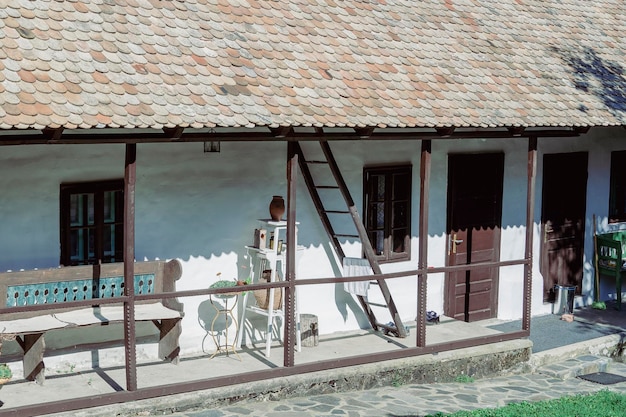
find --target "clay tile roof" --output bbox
[0,0,625,131]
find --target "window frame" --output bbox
[60,179,124,266]
[609,151,626,223]
[363,164,412,263]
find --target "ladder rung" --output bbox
[365,302,388,308]
[334,233,359,238]
[315,185,340,189]
[376,322,400,332]
[323,210,350,214]
[377,324,402,336]
[306,160,329,164]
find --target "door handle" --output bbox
[544,225,554,243]
[450,234,463,254]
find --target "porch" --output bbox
[0,316,532,415]
[0,134,548,417]
[4,301,626,416]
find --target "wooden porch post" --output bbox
[124,143,137,390]
[417,140,431,347]
[523,137,537,331]
[284,142,298,367]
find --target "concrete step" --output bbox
[538,355,610,380]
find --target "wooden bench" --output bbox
[0,260,184,384]
[595,231,626,310]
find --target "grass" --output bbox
[454,374,474,383]
[425,390,626,417]
[390,369,412,387]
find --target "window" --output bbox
[609,151,626,223]
[363,165,411,262]
[60,180,124,266]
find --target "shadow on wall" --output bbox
[552,46,626,115]
[197,298,231,354]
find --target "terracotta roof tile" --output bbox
[0,0,625,130]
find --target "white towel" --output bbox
[342,257,372,296]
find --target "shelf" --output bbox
[238,219,302,357]
[245,245,285,254]
[247,305,284,316]
[245,245,305,253]
[256,219,300,226]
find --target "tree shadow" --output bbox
[552,46,626,115]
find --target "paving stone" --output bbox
[193,355,626,417]
[539,355,610,379]
[188,409,226,417]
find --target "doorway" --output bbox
[540,152,588,301]
[445,153,504,322]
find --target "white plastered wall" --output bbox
[2,127,626,372]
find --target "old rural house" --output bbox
[0,0,625,414]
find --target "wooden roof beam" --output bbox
[163,127,184,140]
[0,126,592,146]
[354,127,375,138]
[269,127,293,138]
[508,127,525,136]
[42,128,64,142]
[436,127,455,137]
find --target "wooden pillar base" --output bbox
[19,334,45,384]
[300,314,318,347]
[155,318,182,364]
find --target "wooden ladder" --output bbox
[294,141,407,338]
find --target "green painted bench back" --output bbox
[608,231,626,253]
[596,231,626,274]
[6,274,156,307]
[596,231,626,309]
[0,260,183,320]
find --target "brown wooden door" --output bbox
[445,153,504,322]
[540,152,588,301]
